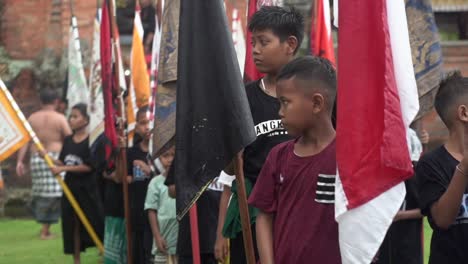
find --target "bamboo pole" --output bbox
[107,0,133,263]
[234,152,256,264]
[0,80,104,253]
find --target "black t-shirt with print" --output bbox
[416,146,468,264]
[59,136,94,185]
[127,144,151,231]
[243,80,291,183]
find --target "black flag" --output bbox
[175,0,256,218]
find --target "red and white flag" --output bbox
[335,0,419,263]
[311,0,335,64]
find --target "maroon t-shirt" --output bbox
[249,139,341,264]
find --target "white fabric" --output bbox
[88,9,104,146]
[408,129,423,162]
[67,16,89,115]
[333,0,339,28]
[218,171,235,187]
[322,0,332,38]
[335,173,405,264]
[335,1,419,263]
[387,0,419,128]
[154,158,165,175]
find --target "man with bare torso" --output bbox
[16,89,72,239]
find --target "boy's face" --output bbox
[69,109,88,131]
[277,77,327,137]
[251,29,296,75]
[160,147,175,171]
[135,113,151,141]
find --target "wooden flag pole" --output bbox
[189,204,201,264]
[107,0,133,263]
[234,152,256,264]
[0,80,104,253]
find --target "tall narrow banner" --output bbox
[128,3,151,145]
[405,0,443,119]
[148,7,163,157]
[176,0,255,218]
[311,0,335,64]
[335,0,419,263]
[232,8,246,75]
[89,8,104,146]
[152,0,180,158]
[0,80,31,162]
[148,18,162,127]
[67,15,89,114]
[100,0,118,163]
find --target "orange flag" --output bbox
[0,79,31,162]
[128,3,150,145]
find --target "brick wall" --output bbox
[0,0,96,61]
[442,41,468,75]
[1,0,50,59]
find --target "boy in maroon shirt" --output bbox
[248,56,341,263]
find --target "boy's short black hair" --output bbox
[39,89,59,105]
[71,103,89,120]
[434,71,468,128]
[277,56,336,111]
[136,105,150,121]
[248,6,304,54]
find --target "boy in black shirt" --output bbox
[165,162,222,264]
[416,71,468,264]
[214,6,304,263]
[90,133,127,264]
[127,106,154,264]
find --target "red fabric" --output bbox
[100,0,117,162]
[336,0,413,209]
[311,0,335,64]
[189,205,201,264]
[249,140,341,264]
[244,0,263,83]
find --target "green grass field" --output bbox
[0,218,100,264]
[0,218,433,263]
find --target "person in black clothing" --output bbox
[164,162,222,264]
[51,103,104,264]
[214,6,304,263]
[127,106,154,264]
[90,132,127,264]
[376,129,424,264]
[416,71,468,264]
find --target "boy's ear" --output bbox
[311,93,325,113]
[459,105,468,122]
[286,36,298,55]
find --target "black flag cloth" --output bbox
[174,0,256,218]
